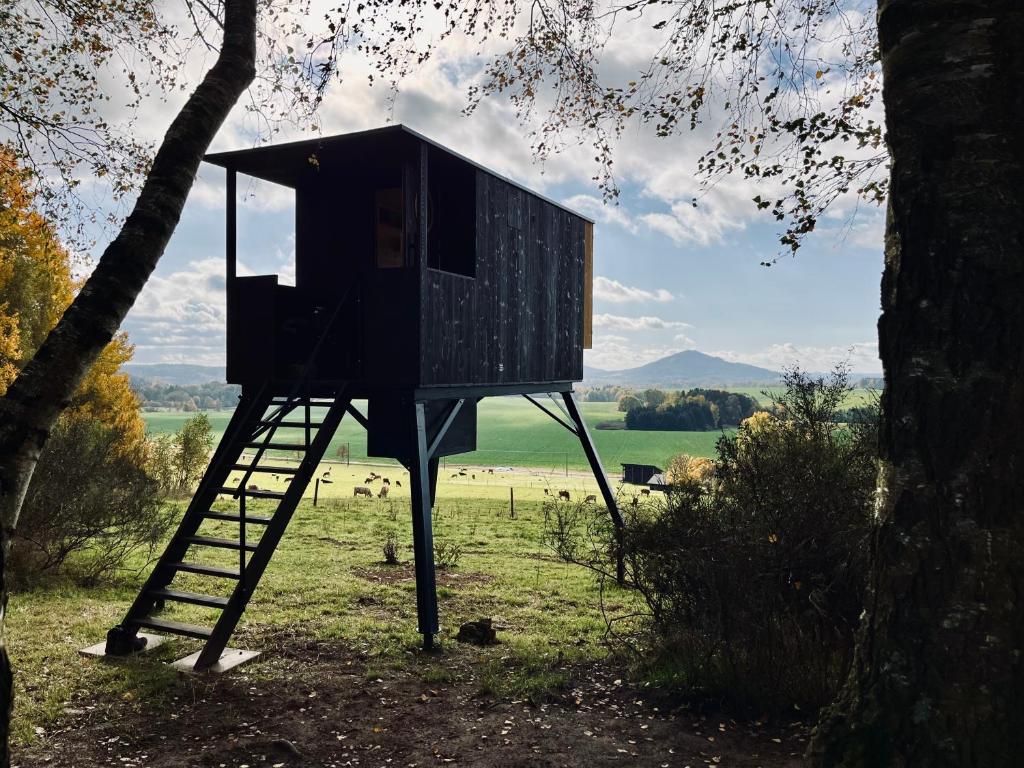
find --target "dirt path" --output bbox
[17,635,807,768]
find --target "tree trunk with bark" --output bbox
[0,2,257,763]
[810,0,1024,765]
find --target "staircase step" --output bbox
[149,588,230,609]
[216,486,287,500]
[243,442,308,452]
[183,535,259,552]
[257,420,323,428]
[168,562,241,579]
[129,617,213,640]
[229,464,298,474]
[201,511,274,525]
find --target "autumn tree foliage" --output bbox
[0,149,166,582]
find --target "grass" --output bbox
[7,469,643,745]
[143,398,728,472]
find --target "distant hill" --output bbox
[123,363,226,386]
[584,350,780,388]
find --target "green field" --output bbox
[142,398,727,472]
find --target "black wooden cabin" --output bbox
[104,127,621,671]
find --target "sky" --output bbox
[101,8,885,375]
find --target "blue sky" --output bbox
[115,22,885,375]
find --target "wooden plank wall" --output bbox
[419,171,586,387]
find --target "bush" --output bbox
[148,412,214,497]
[433,538,463,569]
[11,418,175,585]
[382,528,400,565]
[593,366,878,712]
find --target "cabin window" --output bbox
[236,174,296,285]
[426,147,476,277]
[375,187,404,268]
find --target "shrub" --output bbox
[433,538,463,569]
[11,418,175,585]
[148,413,214,497]
[382,528,400,565]
[598,366,878,712]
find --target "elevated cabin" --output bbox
[205,125,595,401]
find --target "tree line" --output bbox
[131,378,240,411]
[618,388,762,431]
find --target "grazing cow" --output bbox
[247,484,260,491]
[395,480,402,488]
[365,476,375,484]
[631,496,639,507]
[585,494,597,503]
[458,471,467,477]
[640,488,651,496]
[558,490,571,501]
[487,469,494,474]
[354,486,373,498]
[543,488,550,496]
[383,477,390,485]
[378,485,389,499]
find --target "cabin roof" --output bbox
[204,124,593,223]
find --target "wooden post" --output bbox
[313,477,320,507]
[561,391,626,585]
[410,402,439,650]
[226,169,237,280]
[510,487,515,519]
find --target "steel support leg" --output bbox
[561,391,626,585]
[410,402,440,649]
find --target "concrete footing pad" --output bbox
[172,647,261,674]
[79,632,168,659]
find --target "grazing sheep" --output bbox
[487,469,494,474]
[284,477,293,484]
[458,471,467,477]
[322,469,332,479]
[451,473,459,479]
[378,485,389,498]
[543,488,550,496]
[471,474,476,480]
[395,480,402,488]
[321,478,333,485]
[558,490,571,501]
[354,486,373,498]
[365,476,375,484]
[584,494,597,503]
[247,484,260,491]
[640,488,651,496]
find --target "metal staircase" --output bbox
[107,285,360,670]
[108,387,350,669]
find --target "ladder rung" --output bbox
[183,535,258,552]
[201,511,273,525]
[216,487,286,500]
[229,464,299,474]
[270,398,334,405]
[257,420,323,428]
[243,442,308,452]
[168,562,240,579]
[149,588,229,609]
[130,617,213,640]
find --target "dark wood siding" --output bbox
[419,171,585,387]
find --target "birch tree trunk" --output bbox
[0,2,257,763]
[810,0,1024,764]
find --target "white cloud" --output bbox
[674,333,697,349]
[711,341,881,373]
[593,276,673,304]
[585,335,682,371]
[563,195,639,233]
[593,313,692,331]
